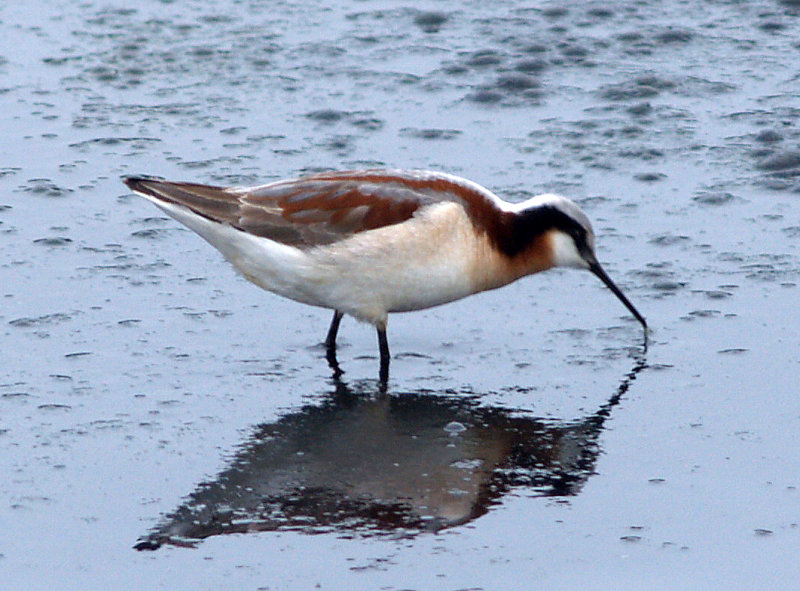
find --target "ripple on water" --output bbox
[755,150,800,173]
[467,73,545,107]
[633,263,688,297]
[634,172,667,183]
[37,403,72,412]
[558,43,590,61]
[9,312,75,328]
[541,7,568,19]
[513,57,548,74]
[600,76,675,102]
[467,89,503,105]
[619,147,664,161]
[130,228,172,240]
[718,348,748,355]
[399,128,461,141]
[683,309,722,320]
[782,226,800,238]
[0,167,21,179]
[413,11,449,34]
[627,102,653,117]
[19,178,73,197]
[305,109,347,124]
[69,137,161,152]
[463,49,505,68]
[654,28,694,45]
[33,237,73,247]
[304,109,384,132]
[699,290,733,300]
[758,21,786,33]
[648,234,691,247]
[692,191,739,206]
[754,130,783,143]
[586,7,614,19]
[314,134,355,154]
[493,74,541,92]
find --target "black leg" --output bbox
[325,311,344,377]
[324,310,343,350]
[377,326,390,383]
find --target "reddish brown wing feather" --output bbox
[124,171,501,248]
[241,176,428,244]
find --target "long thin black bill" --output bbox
[589,262,647,332]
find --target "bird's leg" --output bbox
[324,310,343,350]
[325,310,344,377]
[377,325,390,383]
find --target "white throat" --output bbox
[549,232,589,269]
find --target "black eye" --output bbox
[568,225,593,256]
[570,226,586,246]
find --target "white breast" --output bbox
[305,202,491,325]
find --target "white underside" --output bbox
[146,198,495,326]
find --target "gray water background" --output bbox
[2,0,799,588]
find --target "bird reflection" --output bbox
[135,353,646,550]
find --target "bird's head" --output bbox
[512,194,647,333]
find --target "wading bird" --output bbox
[124,169,646,380]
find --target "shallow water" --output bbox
[2,0,800,589]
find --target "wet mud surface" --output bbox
[2,1,800,589]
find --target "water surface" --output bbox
[2,1,799,589]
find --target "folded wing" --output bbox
[125,169,503,249]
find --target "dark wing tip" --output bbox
[122,174,165,192]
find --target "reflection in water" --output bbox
[135,353,646,550]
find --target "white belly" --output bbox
[149,199,495,326]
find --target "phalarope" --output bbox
[124,169,646,379]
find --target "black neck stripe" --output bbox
[497,205,587,257]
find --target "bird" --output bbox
[123,169,647,380]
